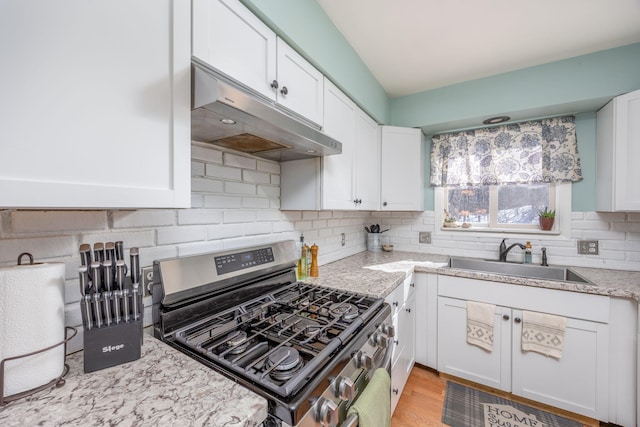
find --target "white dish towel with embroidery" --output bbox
[466,301,495,351]
[522,311,567,359]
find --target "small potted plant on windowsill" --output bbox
[538,207,556,231]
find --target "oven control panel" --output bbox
[214,247,275,275]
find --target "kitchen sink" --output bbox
[447,257,592,284]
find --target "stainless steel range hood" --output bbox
[191,59,342,162]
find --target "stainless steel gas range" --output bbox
[152,240,394,427]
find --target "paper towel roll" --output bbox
[0,261,65,398]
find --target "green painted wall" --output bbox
[391,43,640,130]
[241,0,390,123]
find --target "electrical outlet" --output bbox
[141,266,154,296]
[419,231,431,244]
[577,240,599,255]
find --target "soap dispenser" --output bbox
[524,241,532,264]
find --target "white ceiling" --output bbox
[316,0,640,98]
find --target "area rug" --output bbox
[442,381,582,427]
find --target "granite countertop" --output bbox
[305,250,640,302]
[0,337,267,427]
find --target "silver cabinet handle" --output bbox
[270,80,279,89]
[280,86,288,95]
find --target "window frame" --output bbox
[435,182,570,237]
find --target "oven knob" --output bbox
[354,351,373,369]
[332,376,356,401]
[382,324,396,338]
[314,396,338,427]
[369,332,388,348]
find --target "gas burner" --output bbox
[274,314,323,338]
[329,302,359,320]
[225,330,250,354]
[266,347,303,381]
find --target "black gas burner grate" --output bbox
[172,282,381,397]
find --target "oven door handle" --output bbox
[341,413,359,427]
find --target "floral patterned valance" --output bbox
[430,116,583,187]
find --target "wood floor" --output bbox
[391,365,600,427]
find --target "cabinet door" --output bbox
[511,310,610,420]
[321,79,356,209]
[415,273,438,368]
[400,294,416,382]
[437,297,511,391]
[354,110,381,210]
[193,0,277,100]
[276,39,324,126]
[612,90,640,210]
[380,126,424,211]
[0,0,190,208]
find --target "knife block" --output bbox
[82,292,143,373]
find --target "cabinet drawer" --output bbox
[438,275,609,323]
[386,282,404,316]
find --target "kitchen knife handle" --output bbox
[79,243,92,267]
[130,247,140,285]
[90,261,102,293]
[82,294,93,330]
[78,266,89,296]
[115,241,124,261]
[93,242,105,262]
[115,259,126,291]
[132,285,140,321]
[102,260,113,292]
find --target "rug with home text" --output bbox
[442,381,582,427]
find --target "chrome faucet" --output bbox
[499,238,526,262]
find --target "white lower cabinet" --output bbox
[437,276,610,421]
[386,274,416,414]
[414,273,438,369]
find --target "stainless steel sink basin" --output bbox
[447,257,592,284]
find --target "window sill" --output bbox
[439,226,561,236]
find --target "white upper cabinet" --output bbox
[276,39,324,126]
[280,79,379,210]
[0,0,191,208]
[380,126,424,211]
[596,88,640,211]
[353,109,381,210]
[193,0,323,126]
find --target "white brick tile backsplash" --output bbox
[224,152,257,170]
[303,211,319,220]
[242,197,271,209]
[203,195,243,209]
[178,209,223,225]
[157,225,207,245]
[225,181,256,195]
[111,210,175,228]
[223,210,257,224]
[270,199,281,209]
[0,236,77,265]
[257,160,280,174]
[612,222,640,232]
[192,144,223,164]
[10,210,107,233]
[192,161,205,176]
[244,222,273,236]
[257,210,286,222]
[206,164,242,180]
[177,240,225,257]
[191,177,225,193]
[191,194,204,208]
[243,170,271,184]
[273,221,295,233]
[207,223,244,240]
[271,175,281,185]
[257,185,280,198]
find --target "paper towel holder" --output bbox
[0,326,77,406]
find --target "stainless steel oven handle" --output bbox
[341,413,358,427]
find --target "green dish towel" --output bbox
[347,368,391,427]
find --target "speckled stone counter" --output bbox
[0,337,267,427]
[305,250,640,302]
